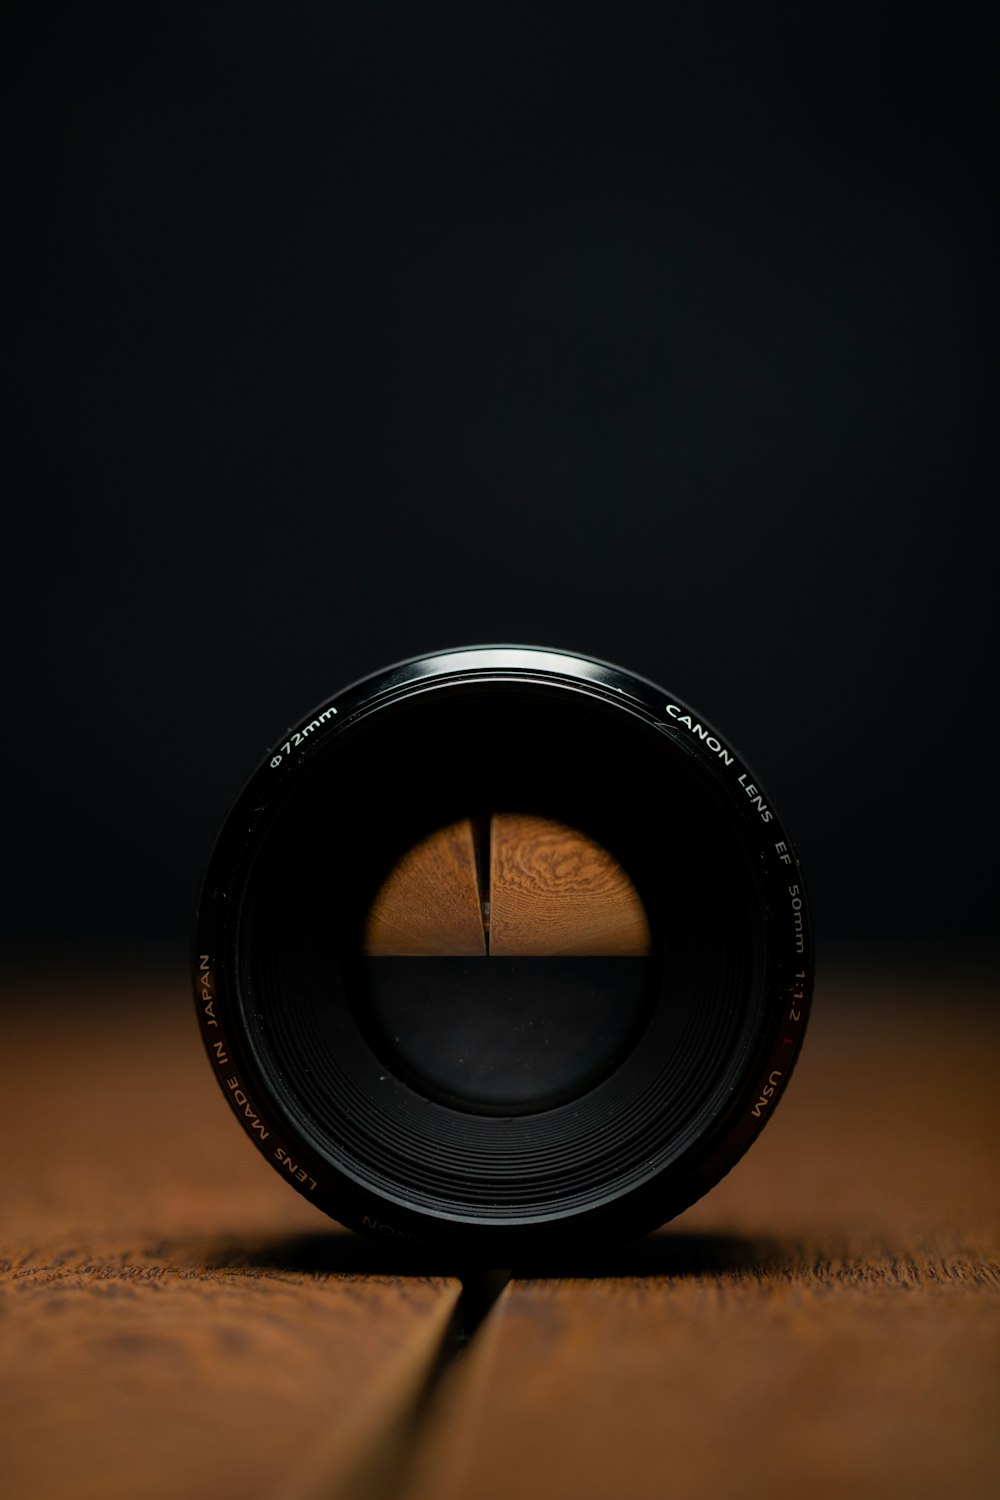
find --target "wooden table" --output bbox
[2,969,998,1500]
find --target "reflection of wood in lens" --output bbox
[488,814,650,956]
[363,815,650,956]
[364,820,486,956]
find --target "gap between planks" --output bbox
[0,1238,511,1500]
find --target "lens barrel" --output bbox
[194,647,813,1256]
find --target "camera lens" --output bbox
[194,647,812,1256]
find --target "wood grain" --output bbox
[0,1243,457,1500]
[364,813,650,956]
[488,813,651,955]
[3,969,998,1500]
[0,979,460,1500]
[398,977,1000,1500]
[364,819,486,956]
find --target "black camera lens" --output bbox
[194,648,812,1256]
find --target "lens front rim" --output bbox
[193,647,813,1254]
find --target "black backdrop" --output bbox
[3,3,995,965]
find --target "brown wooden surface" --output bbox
[364,819,486,955]
[365,813,650,956]
[0,981,460,1500]
[2,968,998,1500]
[488,813,651,955]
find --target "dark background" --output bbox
[3,3,995,971]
